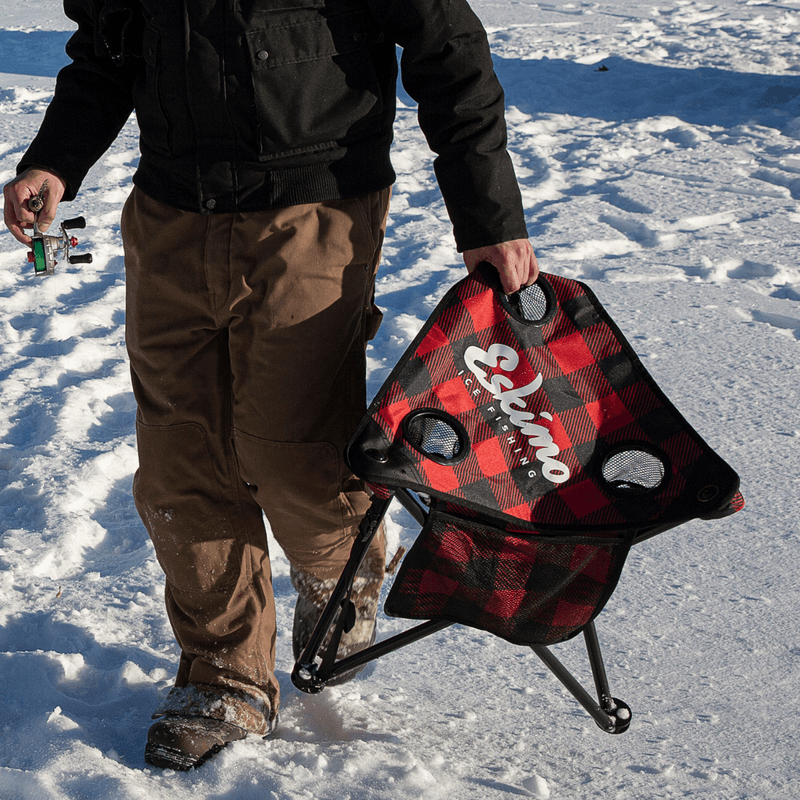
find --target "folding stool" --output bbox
[292,264,743,733]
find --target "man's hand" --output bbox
[3,168,67,245]
[462,238,539,295]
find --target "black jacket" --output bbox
[20,0,528,250]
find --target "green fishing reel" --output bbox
[28,216,93,276]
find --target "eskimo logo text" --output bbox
[463,344,570,484]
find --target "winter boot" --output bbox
[144,684,278,770]
[144,715,248,770]
[291,528,385,684]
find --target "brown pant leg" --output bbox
[226,190,389,581]
[123,189,278,734]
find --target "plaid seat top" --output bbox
[347,265,742,534]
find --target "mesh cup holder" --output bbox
[504,278,556,325]
[402,410,469,465]
[602,447,667,495]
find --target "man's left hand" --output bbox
[462,238,539,295]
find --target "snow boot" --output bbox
[144,715,248,771]
[291,527,386,684]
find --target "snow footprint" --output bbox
[600,212,679,250]
[750,308,800,340]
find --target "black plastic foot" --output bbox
[595,697,632,734]
[291,663,326,694]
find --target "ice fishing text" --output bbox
[462,343,570,483]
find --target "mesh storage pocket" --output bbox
[385,509,632,646]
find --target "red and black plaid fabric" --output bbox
[384,505,632,645]
[347,265,742,645]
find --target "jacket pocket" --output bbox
[132,23,173,157]
[246,9,385,160]
[97,0,144,61]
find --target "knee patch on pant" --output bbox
[135,421,243,593]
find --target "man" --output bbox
[4,0,537,770]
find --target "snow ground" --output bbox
[0,1,799,798]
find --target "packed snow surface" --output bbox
[1,1,799,798]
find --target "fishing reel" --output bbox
[28,216,93,276]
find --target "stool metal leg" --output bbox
[531,622,632,734]
[292,493,393,693]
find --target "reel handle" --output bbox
[68,253,93,265]
[61,217,87,230]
